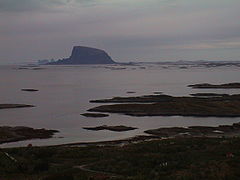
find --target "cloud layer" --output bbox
[0,0,240,63]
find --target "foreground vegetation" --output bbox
[1,137,240,180]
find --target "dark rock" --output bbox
[32,68,45,70]
[153,92,163,95]
[83,125,137,132]
[190,93,229,97]
[50,46,115,65]
[188,83,240,89]
[127,91,136,94]
[88,94,240,117]
[81,113,109,118]
[0,104,34,109]
[90,95,173,103]
[145,122,240,138]
[21,89,39,92]
[0,126,58,144]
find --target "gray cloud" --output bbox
[0,0,178,13]
[0,0,100,12]
[0,0,240,63]
[0,0,65,12]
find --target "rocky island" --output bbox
[21,89,39,92]
[0,104,34,109]
[145,122,240,138]
[189,82,240,89]
[0,126,58,144]
[49,46,115,65]
[88,94,240,117]
[190,93,229,97]
[81,113,109,118]
[83,125,137,132]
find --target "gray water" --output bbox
[0,64,240,147]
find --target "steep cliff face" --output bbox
[51,46,115,64]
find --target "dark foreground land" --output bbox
[2,137,240,180]
[0,127,58,144]
[88,94,240,117]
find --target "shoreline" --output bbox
[43,122,240,148]
[88,94,240,117]
[3,122,240,148]
[0,126,58,145]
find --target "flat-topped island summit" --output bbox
[49,46,116,65]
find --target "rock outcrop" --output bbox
[50,46,115,64]
[88,94,240,117]
[0,126,58,144]
[188,83,240,89]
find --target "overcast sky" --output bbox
[0,0,240,63]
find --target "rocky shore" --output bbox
[145,122,240,138]
[60,122,240,147]
[0,126,58,144]
[88,94,240,117]
[90,94,173,103]
[190,93,229,97]
[56,135,159,147]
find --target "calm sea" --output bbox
[0,64,240,147]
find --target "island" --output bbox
[188,82,240,89]
[83,125,137,132]
[88,94,240,117]
[0,126,58,144]
[145,122,240,138]
[0,104,34,109]
[81,113,109,118]
[190,93,229,97]
[49,46,116,65]
[21,89,39,92]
